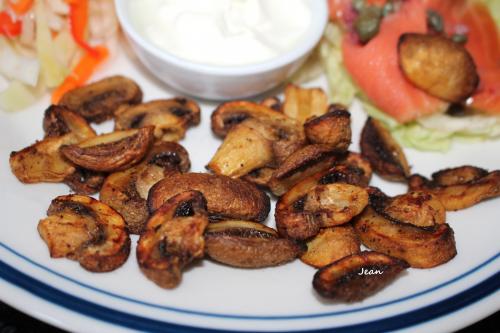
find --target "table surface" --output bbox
[0,302,498,333]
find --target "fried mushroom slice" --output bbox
[43,105,96,139]
[369,188,446,228]
[303,183,369,227]
[211,101,306,165]
[59,75,143,123]
[37,195,130,272]
[301,225,360,268]
[114,98,200,142]
[211,101,290,137]
[360,117,410,181]
[148,173,270,222]
[304,105,351,151]
[408,167,500,211]
[353,207,456,268]
[268,144,340,196]
[260,96,282,112]
[313,251,409,302]
[204,220,304,268]
[398,33,479,103]
[242,167,275,190]
[275,158,371,240]
[134,141,191,199]
[100,142,191,234]
[10,134,79,183]
[64,168,106,195]
[283,84,329,124]
[60,127,154,172]
[137,191,208,289]
[207,119,274,178]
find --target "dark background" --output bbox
[0,301,498,333]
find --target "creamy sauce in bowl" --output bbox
[129,0,312,67]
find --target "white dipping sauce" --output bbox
[129,0,312,66]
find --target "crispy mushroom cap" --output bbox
[283,84,329,124]
[313,251,409,302]
[43,105,96,139]
[360,117,410,181]
[10,134,80,183]
[301,225,361,268]
[204,220,304,268]
[398,33,479,103]
[148,173,270,222]
[260,96,282,112]
[64,168,106,195]
[100,141,191,234]
[275,155,372,240]
[211,101,291,137]
[268,144,341,196]
[207,119,274,178]
[137,191,208,289]
[303,183,369,227]
[369,188,446,228]
[242,167,275,190]
[211,101,306,165]
[353,207,456,268]
[114,98,200,142]
[304,105,351,151]
[37,195,131,272]
[59,75,143,123]
[408,167,500,211]
[60,127,154,172]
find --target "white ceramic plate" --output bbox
[1,46,499,333]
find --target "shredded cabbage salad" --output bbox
[318,1,500,152]
[0,0,118,112]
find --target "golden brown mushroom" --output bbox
[268,144,340,196]
[148,173,270,222]
[408,166,500,211]
[100,141,191,234]
[360,117,410,181]
[114,98,201,142]
[60,127,154,172]
[282,84,329,124]
[275,155,372,240]
[301,225,360,268]
[10,134,81,184]
[353,206,456,268]
[304,105,351,151]
[398,33,479,103]
[38,195,131,272]
[137,191,208,289]
[313,251,409,302]
[59,75,143,123]
[43,105,96,140]
[204,220,304,268]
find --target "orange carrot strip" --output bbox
[7,0,33,16]
[66,0,98,56]
[51,46,109,103]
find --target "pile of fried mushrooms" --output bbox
[9,77,500,302]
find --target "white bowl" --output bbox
[114,0,328,100]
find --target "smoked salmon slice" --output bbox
[328,0,500,123]
[341,0,446,123]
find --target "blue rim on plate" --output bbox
[1,242,499,332]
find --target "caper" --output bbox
[451,33,468,44]
[355,6,383,44]
[426,9,444,33]
[382,1,394,17]
[353,0,365,12]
